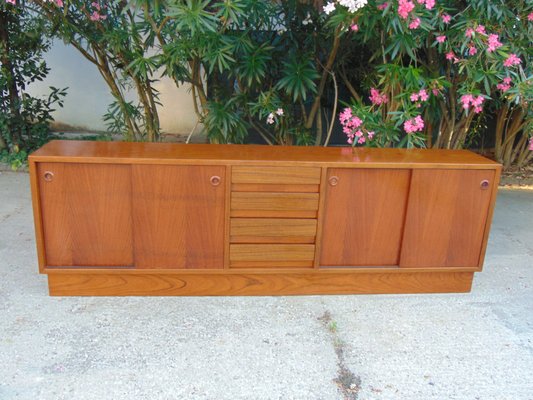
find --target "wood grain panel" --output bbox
[231,192,319,213]
[31,140,500,169]
[232,166,321,184]
[29,161,46,273]
[313,167,328,268]
[224,165,232,269]
[230,218,317,243]
[38,163,133,266]
[231,183,319,193]
[476,167,501,269]
[47,271,474,296]
[230,244,315,268]
[320,169,411,266]
[400,169,495,268]
[230,210,317,218]
[132,165,225,269]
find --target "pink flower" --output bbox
[349,117,363,129]
[469,46,478,56]
[347,137,353,144]
[466,28,475,38]
[6,0,16,4]
[471,96,484,107]
[441,14,451,24]
[266,113,275,124]
[432,88,440,96]
[487,34,502,53]
[424,0,435,10]
[460,94,484,113]
[377,2,388,10]
[446,51,458,62]
[496,77,512,92]
[460,94,474,109]
[398,0,415,19]
[355,130,364,138]
[404,115,424,133]
[358,136,366,144]
[436,35,446,43]
[340,108,363,130]
[275,108,284,116]
[409,18,421,30]
[471,96,485,113]
[528,13,533,22]
[350,24,359,32]
[367,131,375,139]
[475,25,486,35]
[339,108,353,125]
[503,54,522,67]
[404,120,414,132]
[90,11,100,21]
[369,88,388,105]
[410,89,429,103]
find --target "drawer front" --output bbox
[230,218,317,244]
[231,192,319,218]
[230,244,315,268]
[232,166,321,185]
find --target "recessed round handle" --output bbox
[210,175,221,186]
[43,171,54,182]
[329,176,339,186]
[480,180,490,190]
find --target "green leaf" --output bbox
[275,55,319,103]
[167,0,219,36]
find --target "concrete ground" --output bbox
[0,171,532,400]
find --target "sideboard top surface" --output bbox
[29,140,501,169]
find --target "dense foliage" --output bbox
[333,0,532,167]
[0,2,66,169]
[2,0,532,168]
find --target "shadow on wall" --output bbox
[27,40,199,136]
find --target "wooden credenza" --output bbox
[29,141,501,296]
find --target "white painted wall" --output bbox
[29,40,199,134]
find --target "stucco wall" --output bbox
[28,41,199,135]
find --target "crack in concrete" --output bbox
[319,311,361,400]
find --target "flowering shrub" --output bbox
[330,0,532,162]
[3,0,531,166]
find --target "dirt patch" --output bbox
[499,165,533,189]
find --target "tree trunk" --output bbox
[91,46,139,140]
[305,26,342,131]
[494,105,507,163]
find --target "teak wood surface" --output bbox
[400,169,495,268]
[230,218,317,244]
[38,163,133,267]
[47,271,475,296]
[320,168,411,266]
[29,140,501,296]
[31,140,499,168]
[132,165,225,269]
